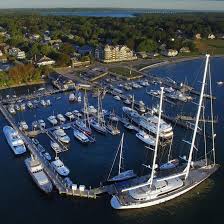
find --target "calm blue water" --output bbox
[0,57,223,223]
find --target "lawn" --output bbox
[195,39,224,55]
[108,67,142,78]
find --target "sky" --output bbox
[0,0,224,11]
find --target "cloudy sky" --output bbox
[0,0,224,10]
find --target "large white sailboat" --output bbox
[111,55,219,209]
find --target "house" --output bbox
[180,47,191,53]
[195,33,202,40]
[77,45,93,56]
[0,55,8,63]
[49,39,62,46]
[95,45,137,63]
[161,49,178,57]
[29,34,41,40]
[208,34,216,39]
[8,47,26,59]
[36,55,55,67]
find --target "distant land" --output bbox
[0,8,224,17]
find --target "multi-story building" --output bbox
[8,47,26,60]
[95,45,137,63]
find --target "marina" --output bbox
[0,56,223,223]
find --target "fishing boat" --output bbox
[48,115,58,126]
[107,134,136,182]
[25,156,53,193]
[51,158,70,176]
[73,129,89,143]
[3,126,26,155]
[53,129,70,144]
[111,55,219,209]
[57,114,66,123]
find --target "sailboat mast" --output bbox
[149,87,164,188]
[208,62,216,165]
[185,54,210,180]
[97,90,100,124]
[118,133,124,175]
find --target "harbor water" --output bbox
[0,57,223,223]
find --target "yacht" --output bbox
[73,129,89,143]
[57,114,66,123]
[65,112,75,120]
[124,85,132,91]
[90,119,107,135]
[38,120,46,129]
[111,55,219,210]
[51,158,70,176]
[51,141,60,151]
[114,95,121,101]
[75,120,92,136]
[53,129,70,143]
[15,104,20,111]
[135,101,146,113]
[3,126,26,155]
[123,98,132,105]
[48,116,58,126]
[72,110,82,118]
[136,131,156,147]
[25,156,53,193]
[167,90,189,102]
[19,121,29,131]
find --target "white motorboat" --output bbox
[38,120,46,129]
[65,112,75,120]
[123,98,131,105]
[32,121,38,129]
[25,156,53,193]
[111,56,219,210]
[51,158,70,176]
[57,114,66,123]
[19,121,29,131]
[72,110,82,118]
[15,104,20,111]
[107,134,136,182]
[43,152,51,161]
[3,126,26,155]
[114,95,121,101]
[46,99,51,106]
[48,116,58,126]
[20,103,26,111]
[73,129,89,143]
[51,141,60,151]
[53,129,70,143]
[8,105,16,114]
[69,93,76,102]
[136,131,156,147]
[40,99,46,106]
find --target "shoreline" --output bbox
[0,80,47,91]
[138,55,224,72]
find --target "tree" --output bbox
[137,39,157,52]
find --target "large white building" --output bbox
[95,45,137,63]
[36,55,55,67]
[8,47,26,60]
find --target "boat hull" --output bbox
[111,165,219,209]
